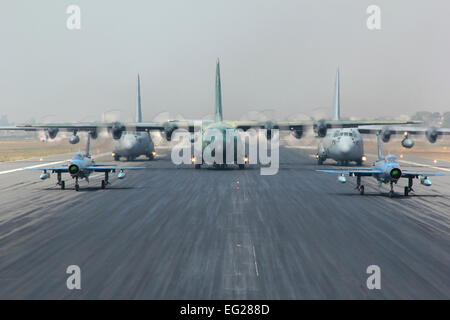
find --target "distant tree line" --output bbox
[411,111,450,127]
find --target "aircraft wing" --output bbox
[358,125,450,136]
[231,120,420,131]
[401,172,447,178]
[316,169,383,176]
[86,166,146,172]
[25,168,69,173]
[11,120,419,134]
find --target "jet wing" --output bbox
[25,168,69,173]
[401,172,447,178]
[316,169,383,176]
[86,166,146,172]
[15,122,166,132]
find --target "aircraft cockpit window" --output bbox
[73,152,83,159]
[386,155,397,162]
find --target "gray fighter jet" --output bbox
[26,133,145,191]
[316,133,447,197]
[316,70,366,166]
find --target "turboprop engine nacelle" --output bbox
[380,127,392,143]
[426,128,438,143]
[47,128,59,139]
[163,125,177,141]
[291,128,303,139]
[314,120,328,138]
[69,134,80,144]
[111,122,125,140]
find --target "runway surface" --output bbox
[0,145,449,299]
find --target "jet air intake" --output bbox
[68,164,80,175]
[390,168,402,180]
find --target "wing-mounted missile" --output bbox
[426,127,439,143]
[337,174,347,183]
[380,127,392,142]
[69,131,80,144]
[110,122,126,140]
[47,128,59,139]
[314,120,328,137]
[401,132,414,148]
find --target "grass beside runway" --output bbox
[0,137,113,162]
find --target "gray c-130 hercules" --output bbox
[26,133,145,191]
[316,133,448,197]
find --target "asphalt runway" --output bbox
[0,145,449,299]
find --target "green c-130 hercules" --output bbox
[8,59,419,168]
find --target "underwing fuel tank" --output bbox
[338,175,347,183]
[40,172,50,180]
[420,177,432,186]
[117,170,126,179]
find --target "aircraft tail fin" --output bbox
[215,59,223,122]
[332,69,340,121]
[376,133,384,160]
[84,132,91,157]
[136,74,142,123]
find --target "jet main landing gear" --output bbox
[404,177,413,196]
[356,175,364,195]
[57,172,65,190]
[101,172,109,189]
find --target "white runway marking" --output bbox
[0,160,70,175]
[252,245,259,277]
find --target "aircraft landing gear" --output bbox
[114,154,120,161]
[356,176,364,195]
[404,177,414,196]
[57,172,65,190]
[388,182,394,198]
[356,160,362,166]
[75,177,80,191]
[238,164,245,170]
[318,157,324,165]
[102,172,109,189]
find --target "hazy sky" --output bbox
[1,0,449,123]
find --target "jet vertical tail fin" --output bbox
[84,132,91,157]
[136,74,142,123]
[215,59,223,122]
[376,133,384,160]
[332,69,340,121]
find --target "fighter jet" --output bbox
[316,133,447,197]
[10,59,418,168]
[26,133,145,191]
[316,70,366,166]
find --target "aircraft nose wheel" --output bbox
[75,184,80,191]
[101,180,106,189]
[60,181,65,190]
